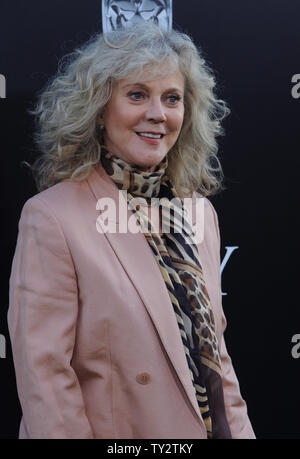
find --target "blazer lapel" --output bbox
[86,163,205,426]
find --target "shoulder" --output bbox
[193,191,220,241]
[27,178,86,208]
[20,177,91,224]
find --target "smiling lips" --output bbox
[136,132,165,145]
[136,131,165,144]
[137,131,165,138]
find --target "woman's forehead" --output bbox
[119,71,184,90]
[117,64,184,87]
[123,59,180,82]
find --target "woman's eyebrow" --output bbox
[121,82,183,95]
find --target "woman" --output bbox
[8,22,255,439]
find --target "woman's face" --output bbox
[99,70,185,172]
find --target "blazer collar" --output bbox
[86,162,205,427]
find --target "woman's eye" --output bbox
[128,91,181,104]
[167,94,181,105]
[128,91,144,100]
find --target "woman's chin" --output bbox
[135,159,163,172]
[134,153,167,172]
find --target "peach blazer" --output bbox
[8,162,256,439]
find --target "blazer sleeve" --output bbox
[206,198,256,439]
[7,196,94,439]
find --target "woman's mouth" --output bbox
[136,132,165,145]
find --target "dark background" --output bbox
[1,0,299,439]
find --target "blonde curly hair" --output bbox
[26,21,230,197]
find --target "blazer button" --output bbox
[136,372,151,385]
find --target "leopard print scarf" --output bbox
[100,147,231,439]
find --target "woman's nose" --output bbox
[145,98,167,122]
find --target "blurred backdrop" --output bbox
[0,0,299,439]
